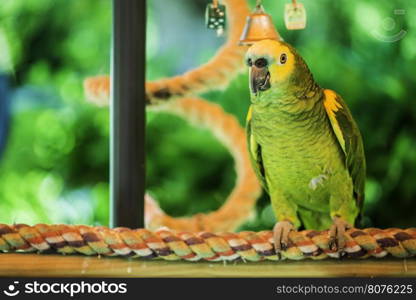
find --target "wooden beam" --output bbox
[110,0,146,228]
[0,254,415,277]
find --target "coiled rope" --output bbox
[1,224,415,261]
[145,97,261,232]
[83,0,261,233]
[83,0,250,106]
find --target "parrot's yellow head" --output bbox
[246,39,312,98]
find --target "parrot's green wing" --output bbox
[323,90,366,212]
[246,106,268,193]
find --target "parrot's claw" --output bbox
[329,216,351,253]
[273,220,294,255]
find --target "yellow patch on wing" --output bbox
[249,133,257,159]
[246,105,253,122]
[323,89,346,151]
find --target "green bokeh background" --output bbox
[0,0,415,229]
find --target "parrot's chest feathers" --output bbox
[252,102,345,207]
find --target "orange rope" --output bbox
[83,0,260,232]
[146,97,261,231]
[83,0,250,106]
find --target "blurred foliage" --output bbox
[0,0,111,225]
[0,0,415,229]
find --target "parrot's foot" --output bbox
[273,220,294,254]
[329,216,351,253]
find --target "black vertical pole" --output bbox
[111,0,146,228]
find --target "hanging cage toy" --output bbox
[206,0,227,36]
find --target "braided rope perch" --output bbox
[1,224,415,261]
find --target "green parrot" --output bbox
[245,39,366,254]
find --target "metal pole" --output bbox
[111,0,146,228]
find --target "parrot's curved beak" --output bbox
[250,66,271,94]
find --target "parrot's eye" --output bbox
[280,53,287,64]
[255,58,268,68]
[246,58,253,67]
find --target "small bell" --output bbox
[239,4,282,46]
